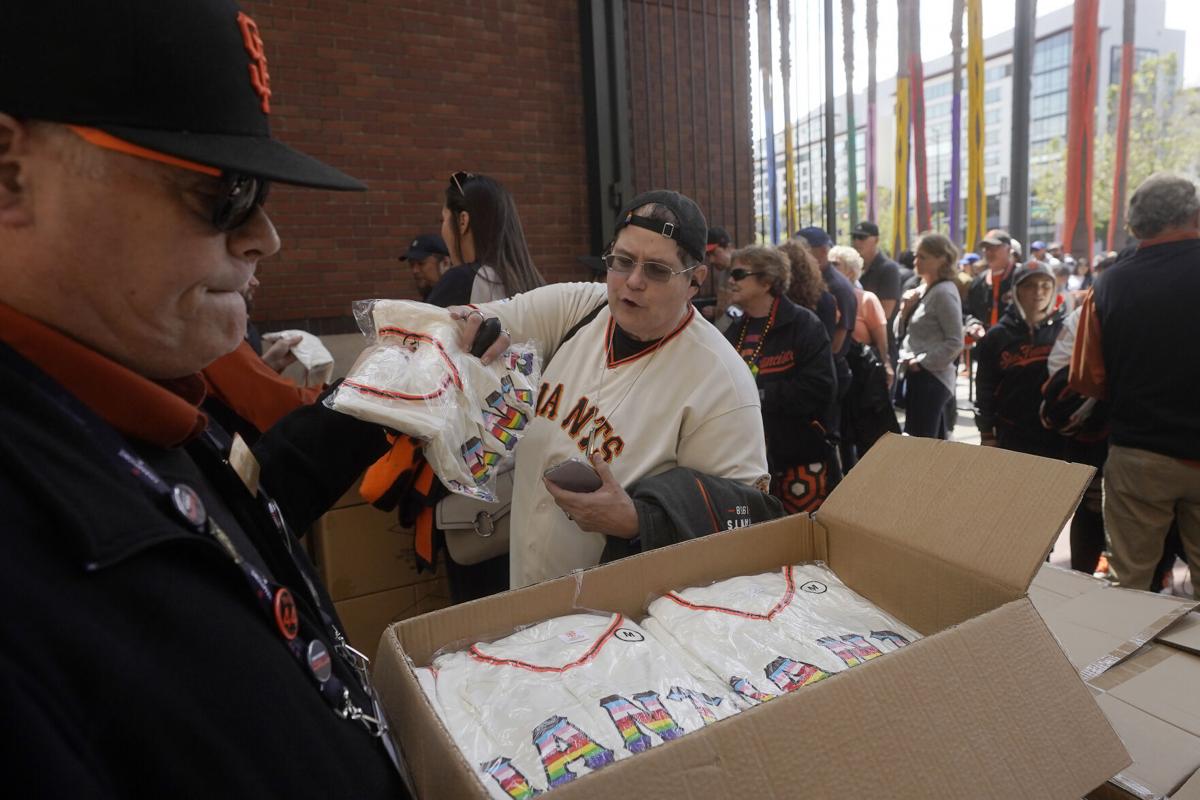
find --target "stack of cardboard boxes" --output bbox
[311,479,452,650]
[1032,565,1200,799]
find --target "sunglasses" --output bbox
[450,170,477,195]
[729,268,764,281]
[68,125,270,232]
[602,252,697,283]
[851,233,870,240]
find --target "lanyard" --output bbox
[13,345,392,742]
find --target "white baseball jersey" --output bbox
[330,300,541,502]
[481,283,769,588]
[646,564,921,704]
[421,613,739,799]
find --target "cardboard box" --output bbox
[374,435,1130,799]
[335,577,452,650]
[1032,567,1200,799]
[313,503,443,602]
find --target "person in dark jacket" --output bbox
[0,3,407,796]
[974,263,1064,458]
[724,246,837,513]
[964,229,1017,340]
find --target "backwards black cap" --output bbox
[614,190,708,264]
[2,0,364,190]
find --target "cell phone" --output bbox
[543,459,602,493]
[469,316,502,358]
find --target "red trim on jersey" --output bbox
[467,615,625,673]
[343,326,464,401]
[605,306,695,368]
[663,566,796,621]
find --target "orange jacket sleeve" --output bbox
[202,340,323,434]
[1068,291,1108,400]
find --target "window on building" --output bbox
[985,63,1013,82]
[1033,30,1072,72]
[1033,67,1070,96]
[985,86,1002,103]
[1109,46,1159,85]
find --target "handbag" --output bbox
[435,467,513,566]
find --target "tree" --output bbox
[1031,53,1200,241]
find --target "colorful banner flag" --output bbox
[892,0,913,254]
[757,0,779,242]
[909,2,930,234]
[965,0,986,252]
[780,0,797,238]
[1062,0,1099,264]
[866,0,878,222]
[842,0,858,231]
[1107,0,1135,251]
[949,0,964,244]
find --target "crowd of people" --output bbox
[3,1,1196,796]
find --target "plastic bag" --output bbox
[644,562,922,704]
[326,299,540,502]
[417,612,740,798]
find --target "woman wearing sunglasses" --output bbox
[426,171,545,307]
[724,246,837,513]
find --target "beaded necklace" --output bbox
[734,295,779,377]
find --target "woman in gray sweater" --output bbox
[894,233,965,439]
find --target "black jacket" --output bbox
[965,267,1015,330]
[974,306,1063,450]
[724,296,836,471]
[600,468,785,563]
[0,344,407,798]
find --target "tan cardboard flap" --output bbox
[548,599,1128,800]
[1159,612,1200,656]
[1176,769,1200,800]
[1032,563,1106,611]
[818,434,1093,596]
[1040,585,1198,679]
[1094,693,1200,800]
[1106,650,1200,737]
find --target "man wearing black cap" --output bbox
[454,191,770,589]
[851,220,902,367]
[399,233,451,300]
[2,3,408,796]
[965,229,1017,340]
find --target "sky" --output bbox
[752,0,1200,136]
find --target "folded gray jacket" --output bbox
[600,467,785,563]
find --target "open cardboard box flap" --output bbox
[820,434,1094,597]
[376,435,1126,799]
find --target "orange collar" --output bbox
[0,302,207,447]
[1137,228,1200,249]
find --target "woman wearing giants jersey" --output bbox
[723,246,837,513]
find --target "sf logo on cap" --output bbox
[237,12,272,114]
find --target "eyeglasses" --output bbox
[602,252,697,283]
[851,233,870,241]
[68,125,270,232]
[210,173,271,232]
[729,268,764,281]
[450,170,476,195]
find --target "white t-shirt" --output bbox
[482,283,769,587]
[422,613,740,798]
[646,564,921,704]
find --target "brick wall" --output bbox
[627,1,754,246]
[243,0,592,330]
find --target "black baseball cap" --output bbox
[614,190,708,264]
[399,234,449,262]
[796,226,833,248]
[851,221,880,238]
[980,229,1013,247]
[706,226,731,252]
[3,1,364,191]
[1013,263,1055,287]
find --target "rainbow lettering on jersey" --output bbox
[598,691,685,754]
[532,715,615,788]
